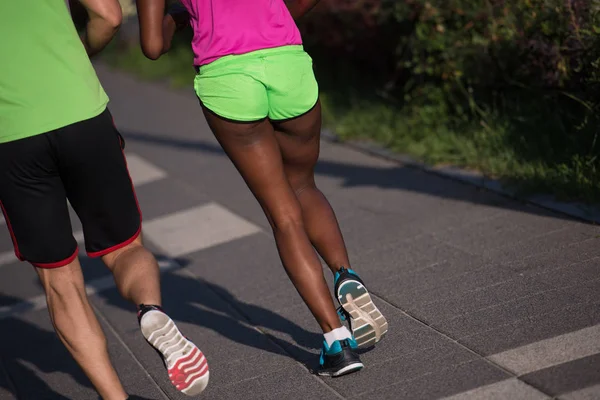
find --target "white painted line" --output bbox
[487,325,600,375]
[124,153,168,187]
[559,384,600,400]
[440,378,549,400]
[142,202,261,257]
[0,258,178,319]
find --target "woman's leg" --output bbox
[201,107,341,333]
[271,101,351,274]
[272,101,389,348]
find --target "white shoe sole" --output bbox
[140,310,209,396]
[337,280,388,348]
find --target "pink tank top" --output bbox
[179,0,303,66]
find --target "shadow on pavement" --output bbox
[121,130,585,224]
[0,293,93,400]
[93,256,324,370]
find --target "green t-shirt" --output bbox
[0,0,109,143]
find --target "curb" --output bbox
[321,130,600,225]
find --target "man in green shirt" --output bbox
[0,1,208,398]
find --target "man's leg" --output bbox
[101,234,161,307]
[36,260,128,400]
[60,109,209,396]
[0,132,128,399]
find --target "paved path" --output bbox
[1,65,599,400]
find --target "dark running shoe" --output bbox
[317,338,364,377]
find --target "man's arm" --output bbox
[137,0,189,60]
[72,0,122,57]
[286,0,320,20]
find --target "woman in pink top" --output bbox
[136,0,388,384]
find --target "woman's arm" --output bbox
[136,0,188,60]
[286,0,320,20]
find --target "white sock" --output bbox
[324,326,352,347]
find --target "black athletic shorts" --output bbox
[0,108,141,268]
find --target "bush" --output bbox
[298,0,600,202]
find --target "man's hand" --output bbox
[73,0,122,57]
[286,0,320,20]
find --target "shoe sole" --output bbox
[337,280,388,348]
[317,362,364,377]
[141,311,209,396]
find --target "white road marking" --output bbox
[125,153,168,187]
[142,202,261,257]
[487,325,600,375]
[439,378,549,400]
[559,384,600,400]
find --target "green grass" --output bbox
[100,36,600,205]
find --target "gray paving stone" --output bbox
[380,258,505,309]
[0,228,12,254]
[560,384,600,400]
[404,194,515,235]
[434,283,589,338]
[250,298,460,393]
[440,378,550,400]
[326,339,478,398]
[348,233,457,279]
[180,233,297,307]
[90,264,316,399]
[1,314,96,399]
[0,264,43,307]
[506,237,600,275]
[485,225,598,265]
[460,301,600,355]
[205,365,341,400]
[433,214,562,258]
[335,205,426,256]
[521,354,600,397]
[534,258,600,289]
[134,176,212,223]
[351,358,510,399]
[408,275,553,324]
[1,309,164,399]
[487,324,600,376]
[493,206,583,233]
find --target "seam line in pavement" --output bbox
[367,290,554,398]
[91,303,171,400]
[178,266,347,400]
